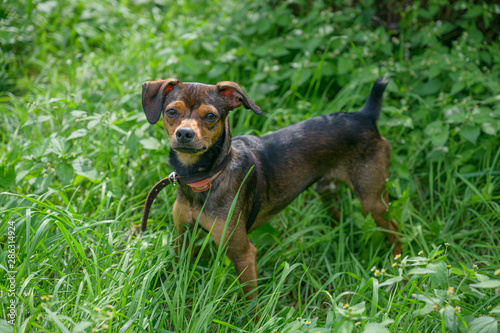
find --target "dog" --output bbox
[140,78,401,300]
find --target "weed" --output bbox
[1,0,499,332]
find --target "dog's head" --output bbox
[141,79,261,164]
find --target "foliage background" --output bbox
[1,0,499,332]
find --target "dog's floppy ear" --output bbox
[142,78,181,124]
[217,81,262,115]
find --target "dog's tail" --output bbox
[359,77,389,122]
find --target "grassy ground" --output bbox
[1,0,500,332]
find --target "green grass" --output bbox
[1,0,500,332]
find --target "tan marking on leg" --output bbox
[202,215,259,300]
[172,200,196,256]
[228,240,258,300]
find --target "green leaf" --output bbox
[420,79,442,96]
[335,320,354,333]
[66,128,88,141]
[415,303,437,316]
[55,162,74,186]
[481,122,497,136]
[72,321,93,333]
[71,158,98,181]
[179,55,202,75]
[322,61,336,77]
[402,117,414,128]
[275,10,292,27]
[208,64,229,79]
[297,68,314,86]
[427,262,447,287]
[0,166,16,188]
[51,137,67,155]
[470,280,500,288]
[464,5,483,18]
[257,17,272,34]
[480,52,491,65]
[467,317,498,333]
[444,106,466,124]
[21,115,52,128]
[428,65,441,79]
[125,132,140,151]
[241,25,257,36]
[425,121,449,147]
[450,268,465,276]
[460,125,480,144]
[475,272,490,282]
[426,146,449,161]
[0,320,13,333]
[396,163,409,179]
[70,110,88,118]
[413,294,443,305]
[325,310,334,327]
[284,37,305,49]
[271,46,289,57]
[43,306,71,333]
[418,8,433,20]
[443,305,457,332]
[429,247,444,260]
[34,173,55,194]
[337,57,354,75]
[436,22,455,36]
[87,119,100,130]
[349,302,366,315]
[379,276,404,287]
[362,322,391,333]
[212,319,246,331]
[139,137,161,150]
[201,41,215,52]
[408,268,438,275]
[450,81,465,95]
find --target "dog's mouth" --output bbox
[172,147,206,154]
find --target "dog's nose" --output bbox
[176,128,195,143]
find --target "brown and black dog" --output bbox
[141,78,401,299]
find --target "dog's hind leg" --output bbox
[348,139,402,255]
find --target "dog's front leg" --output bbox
[205,218,258,300]
[172,199,196,257]
[227,239,258,300]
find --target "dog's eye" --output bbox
[165,109,177,117]
[205,113,218,121]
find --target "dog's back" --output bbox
[241,79,391,230]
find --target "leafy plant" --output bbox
[0,0,499,332]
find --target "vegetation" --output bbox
[1,0,499,332]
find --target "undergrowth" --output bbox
[1,0,499,332]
